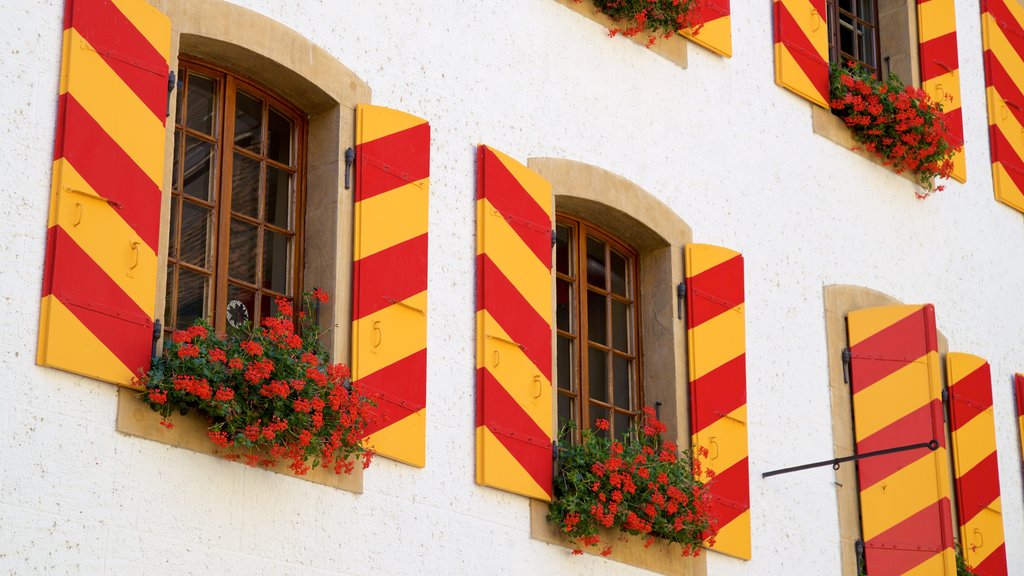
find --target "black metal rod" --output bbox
[762,439,938,478]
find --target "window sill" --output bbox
[810,105,917,187]
[529,500,707,575]
[115,387,363,493]
[552,0,688,69]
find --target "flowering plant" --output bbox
[575,0,705,47]
[548,407,717,557]
[137,289,376,476]
[829,63,961,198]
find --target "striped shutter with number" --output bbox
[946,354,1008,576]
[981,0,1024,213]
[1016,375,1024,490]
[773,0,829,108]
[37,0,170,387]
[847,305,955,576]
[918,0,966,182]
[352,105,430,468]
[685,244,749,560]
[681,1,732,58]
[475,145,553,501]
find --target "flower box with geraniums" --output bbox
[137,290,376,477]
[574,0,706,47]
[829,63,962,198]
[548,407,718,558]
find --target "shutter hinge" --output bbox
[166,71,179,118]
[150,319,162,365]
[841,347,852,384]
[344,147,355,190]
[654,401,663,421]
[942,387,949,404]
[551,439,560,486]
[676,282,686,320]
[854,540,866,576]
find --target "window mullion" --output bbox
[213,75,236,334]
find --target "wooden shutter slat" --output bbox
[982,0,1024,212]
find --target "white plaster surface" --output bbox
[1,0,1022,574]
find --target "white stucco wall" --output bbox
[0,0,1021,574]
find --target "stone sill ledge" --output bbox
[811,105,919,187]
[552,0,688,69]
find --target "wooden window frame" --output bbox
[166,57,308,335]
[826,0,882,74]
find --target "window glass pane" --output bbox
[610,250,627,296]
[176,268,208,329]
[613,411,632,441]
[556,278,572,333]
[167,198,178,259]
[267,107,292,165]
[590,405,609,440]
[226,283,255,330]
[179,201,211,268]
[171,131,181,191]
[613,355,632,409]
[260,293,289,324]
[611,299,630,352]
[588,346,607,403]
[183,136,215,201]
[586,236,606,288]
[587,290,607,345]
[558,394,574,438]
[231,153,260,219]
[164,265,174,328]
[229,218,259,284]
[185,73,217,135]
[262,230,291,293]
[557,335,573,391]
[555,224,571,276]
[856,0,872,21]
[266,166,293,230]
[234,91,263,153]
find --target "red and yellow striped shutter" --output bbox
[918,0,966,182]
[680,1,732,58]
[38,0,170,386]
[684,244,749,560]
[353,105,430,468]
[475,145,553,501]
[981,0,1024,213]
[773,0,830,108]
[1016,374,1024,472]
[946,354,1008,576]
[847,305,955,576]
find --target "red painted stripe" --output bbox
[352,233,428,319]
[986,56,1024,127]
[46,226,153,374]
[477,367,553,497]
[1015,374,1024,417]
[949,363,993,433]
[41,226,58,297]
[693,0,729,25]
[707,456,748,528]
[973,543,1008,576]
[863,498,953,576]
[774,1,829,103]
[60,94,162,251]
[476,254,552,381]
[856,401,943,490]
[690,354,745,434]
[686,254,743,329]
[955,451,1001,524]
[360,348,426,437]
[920,32,959,84]
[986,0,1024,65]
[478,147,552,267]
[990,127,1024,195]
[944,106,965,146]
[849,307,933,394]
[69,0,168,119]
[356,122,430,202]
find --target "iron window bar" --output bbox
[762,439,938,478]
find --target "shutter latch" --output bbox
[150,319,162,365]
[344,147,355,190]
[841,347,852,384]
[676,282,686,320]
[166,71,179,118]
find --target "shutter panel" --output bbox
[773,0,829,108]
[353,104,430,468]
[1016,375,1024,498]
[847,305,955,576]
[680,0,732,58]
[981,0,1024,213]
[946,354,1008,576]
[475,145,553,501]
[37,0,170,386]
[918,0,966,182]
[684,244,749,560]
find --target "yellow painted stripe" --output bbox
[859,448,948,540]
[947,353,987,381]
[477,198,551,321]
[58,28,72,96]
[918,0,956,44]
[37,295,134,385]
[992,161,1024,211]
[710,509,751,560]
[356,104,427,146]
[366,409,425,468]
[951,149,966,183]
[109,0,171,63]
[988,87,1024,168]
[952,410,997,476]
[63,30,165,186]
[1000,0,1024,33]
[778,0,828,60]
[687,304,744,381]
[681,15,732,58]
[685,243,739,278]
[985,15,1024,98]
[852,355,933,442]
[476,310,552,436]
[54,158,157,317]
[692,405,746,481]
[351,291,427,379]
[775,43,828,108]
[476,426,550,501]
[485,147,553,220]
[961,500,1005,569]
[923,71,962,112]
[354,178,429,259]
[847,305,920,347]
[901,549,953,576]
